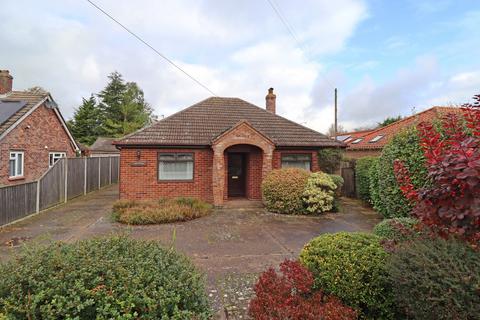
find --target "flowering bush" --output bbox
[302,172,337,213]
[262,168,310,214]
[394,95,480,243]
[300,232,394,319]
[248,260,357,320]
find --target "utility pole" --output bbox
[334,88,338,140]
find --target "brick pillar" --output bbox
[212,147,225,207]
[261,146,274,184]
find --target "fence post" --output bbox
[64,159,68,203]
[84,157,88,195]
[109,157,112,185]
[98,158,101,189]
[36,180,40,213]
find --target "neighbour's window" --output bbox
[351,138,363,144]
[9,151,24,178]
[369,135,384,143]
[281,154,311,171]
[158,153,194,180]
[49,152,66,167]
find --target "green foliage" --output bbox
[374,128,429,218]
[377,115,402,127]
[355,156,378,202]
[112,197,212,224]
[262,168,310,214]
[388,237,480,319]
[68,95,102,145]
[300,232,394,319]
[373,217,418,242]
[302,172,337,214]
[0,237,211,319]
[328,174,344,191]
[317,148,343,173]
[368,157,381,207]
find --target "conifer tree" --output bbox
[68,95,101,145]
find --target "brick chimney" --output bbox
[265,87,276,114]
[0,70,13,94]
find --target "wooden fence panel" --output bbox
[341,167,356,198]
[39,159,65,211]
[0,182,37,225]
[110,157,119,183]
[86,157,100,193]
[100,157,110,187]
[67,158,85,200]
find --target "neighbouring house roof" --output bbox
[347,106,464,151]
[0,90,79,151]
[334,129,375,144]
[89,137,119,153]
[115,97,343,148]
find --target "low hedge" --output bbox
[112,197,212,224]
[0,237,211,319]
[388,237,480,319]
[300,232,394,319]
[355,156,378,202]
[373,217,418,242]
[262,168,310,214]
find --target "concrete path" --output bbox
[0,185,381,319]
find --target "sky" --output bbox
[1,0,479,133]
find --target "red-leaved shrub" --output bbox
[394,94,480,244]
[248,260,357,320]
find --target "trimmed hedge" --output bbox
[112,197,212,224]
[375,128,429,218]
[317,148,343,173]
[262,168,310,214]
[373,217,418,242]
[0,237,211,319]
[388,237,480,319]
[355,156,378,202]
[302,172,337,214]
[368,157,381,208]
[300,232,394,319]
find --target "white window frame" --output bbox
[158,153,194,181]
[49,152,66,167]
[281,153,312,171]
[9,151,24,178]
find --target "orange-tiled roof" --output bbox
[347,106,463,150]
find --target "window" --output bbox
[281,154,312,171]
[351,138,363,144]
[369,135,384,143]
[49,152,66,167]
[9,151,24,178]
[336,135,351,142]
[158,153,194,180]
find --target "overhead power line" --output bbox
[85,0,217,96]
[265,0,335,89]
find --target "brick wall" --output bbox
[119,148,214,202]
[0,104,76,185]
[273,149,321,172]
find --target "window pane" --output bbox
[9,159,15,177]
[177,153,193,161]
[159,161,193,180]
[17,153,23,175]
[159,153,175,161]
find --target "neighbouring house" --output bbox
[0,70,79,186]
[89,137,120,157]
[114,88,344,206]
[343,106,463,159]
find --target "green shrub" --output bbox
[302,172,337,214]
[318,148,343,173]
[355,156,378,202]
[388,237,480,319]
[0,237,211,319]
[329,174,344,212]
[368,157,380,207]
[262,168,310,214]
[328,174,344,191]
[112,197,212,224]
[373,217,418,242]
[300,232,394,319]
[375,128,429,218]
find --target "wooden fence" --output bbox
[340,160,356,197]
[0,156,119,226]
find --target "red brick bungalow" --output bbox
[114,89,344,206]
[0,70,79,186]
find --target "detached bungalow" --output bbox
[114,89,343,206]
[0,70,79,186]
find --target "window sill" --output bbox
[158,179,194,183]
[8,176,25,181]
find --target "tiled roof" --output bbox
[0,91,48,137]
[90,137,119,153]
[347,106,464,150]
[335,129,375,144]
[116,97,343,147]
